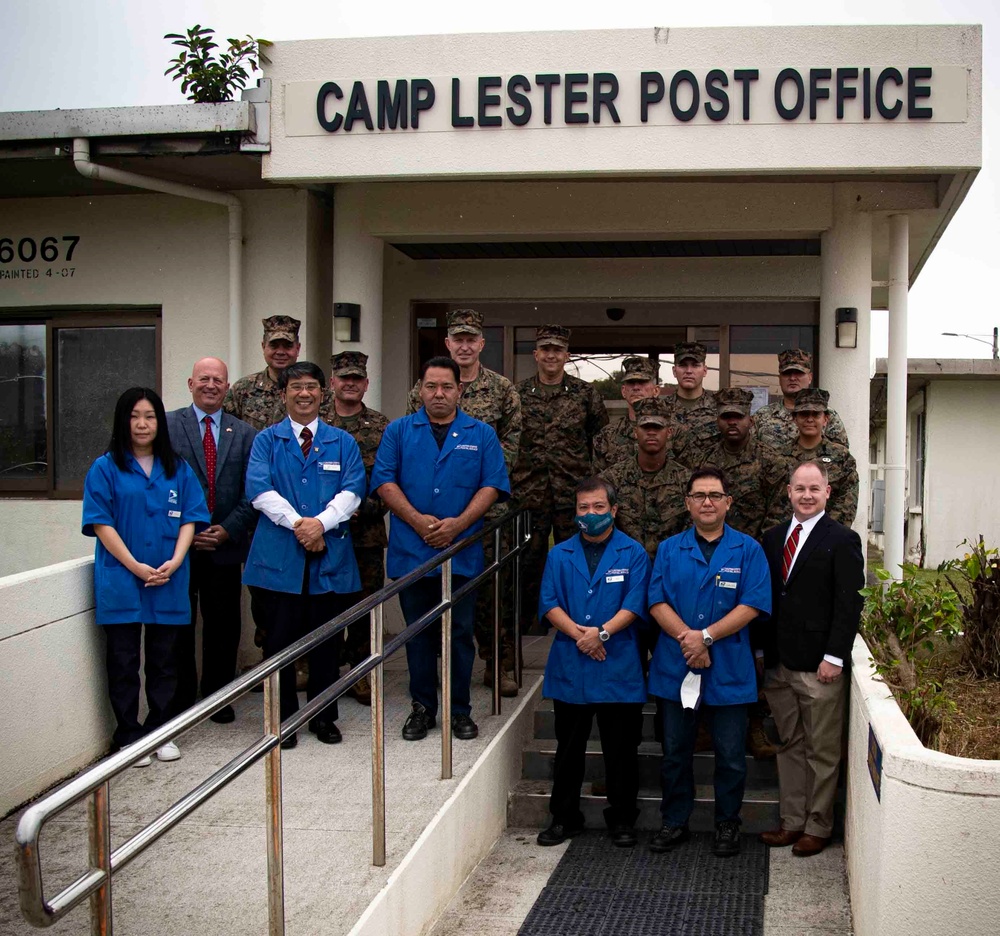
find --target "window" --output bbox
[911,410,925,508]
[0,311,159,497]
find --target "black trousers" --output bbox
[550,699,643,828]
[173,553,243,713]
[105,623,180,749]
[255,575,357,728]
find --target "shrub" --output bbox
[941,537,1000,678]
[164,25,271,104]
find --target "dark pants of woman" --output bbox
[104,623,180,749]
[550,699,643,829]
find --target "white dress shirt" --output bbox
[252,417,361,532]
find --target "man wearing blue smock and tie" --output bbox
[647,466,771,858]
[244,361,366,748]
[536,476,650,849]
[371,356,510,743]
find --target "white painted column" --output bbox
[819,184,873,541]
[884,214,909,579]
[333,184,384,410]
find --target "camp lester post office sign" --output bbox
[284,65,968,135]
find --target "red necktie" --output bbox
[782,523,803,582]
[299,425,313,459]
[202,415,216,514]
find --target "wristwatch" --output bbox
[598,625,610,643]
[701,629,714,647]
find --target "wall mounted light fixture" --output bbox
[835,307,858,349]
[334,302,360,343]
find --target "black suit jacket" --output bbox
[166,406,257,566]
[759,514,865,672]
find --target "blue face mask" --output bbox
[576,512,614,537]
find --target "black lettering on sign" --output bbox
[907,67,932,119]
[316,81,344,132]
[733,69,758,121]
[478,76,503,127]
[863,68,872,119]
[535,74,561,125]
[640,72,665,123]
[669,70,699,122]
[451,78,474,128]
[704,69,729,121]
[377,80,408,130]
[593,73,620,124]
[809,68,831,119]
[411,79,435,128]
[876,67,903,119]
[344,81,374,131]
[565,73,589,124]
[0,236,80,265]
[836,68,858,119]
[507,75,532,126]
[774,68,804,120]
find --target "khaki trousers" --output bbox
[764,663,846,838]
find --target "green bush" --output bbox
[941,537,1000,679]
[164,25,271,104]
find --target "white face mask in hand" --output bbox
[680,671,703,711]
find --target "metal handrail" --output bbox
[16,507,531,934]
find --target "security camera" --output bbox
[606,307,626,322]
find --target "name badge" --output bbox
[321,461,341,472]
[606,574,625,583]
[168,510,181,518]
[718,580,737,590]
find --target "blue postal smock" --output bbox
[243,417,365,595]
[82,452,210,625]
[369,408,510,580]
[540,528,650,704]
[647,524,771,706]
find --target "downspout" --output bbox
[72,138,243,378]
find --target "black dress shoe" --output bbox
[279,733,298,750]
[537,820,584,846]
[650,825,690,853]
[402,703,435,741]
[210,705,236,724]
[713,820,742,857]
[611,824,637,848]
[451,714,479,740]
[313,722,342,744]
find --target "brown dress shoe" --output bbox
[760,828,803,847]
[792,833,830,857]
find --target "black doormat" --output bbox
[518,832,768,936]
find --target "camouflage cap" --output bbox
[447,308,484,336]
[633,396,671,427]
[330,350,368,378]
[778,348,812,373]
[621,355,657,383]
[536,325,571,348]
[674,341,707,364]
[262,315,300,344]
[716,387,754,417]
[792,388,830,414]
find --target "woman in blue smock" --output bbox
[82,387,209,765]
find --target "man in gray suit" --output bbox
[168,357,257,723]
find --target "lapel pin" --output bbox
[225,427,233,432]
[452,432,458,437]
[314,446,320,452]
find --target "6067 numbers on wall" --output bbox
[0,236,80,264]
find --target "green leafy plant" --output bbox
[164,25,271,103]
[860,564,963,745]
[941,537,1000,678]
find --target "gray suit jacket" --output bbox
[166,405,257,566]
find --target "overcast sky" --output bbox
[4,0,997,361]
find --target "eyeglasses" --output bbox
[686,491,729,503]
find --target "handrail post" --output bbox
[441,558,453,780]
[492,526,502,716]
[370,603,386,866]
[88,782,111,936]
[263,671,285,936]
[513,511,525,686]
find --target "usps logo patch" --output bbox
[720,567,741,574]
[168,489,178,504]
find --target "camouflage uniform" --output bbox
[592,355,658,472]
[223,315,301,431]
[512,325,609,627]
[665,342,718,466]
[322,351,389,668]
[602,458,689,562]
[407,310,522,669]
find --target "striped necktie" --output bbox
[299,425,313,459]
[782,523,803,582]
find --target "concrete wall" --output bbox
[923,381,1000,565]
[0,557,112,817]
[846,635,1000,936]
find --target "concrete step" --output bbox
[521,738,778,789]
[507,779,780,833]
